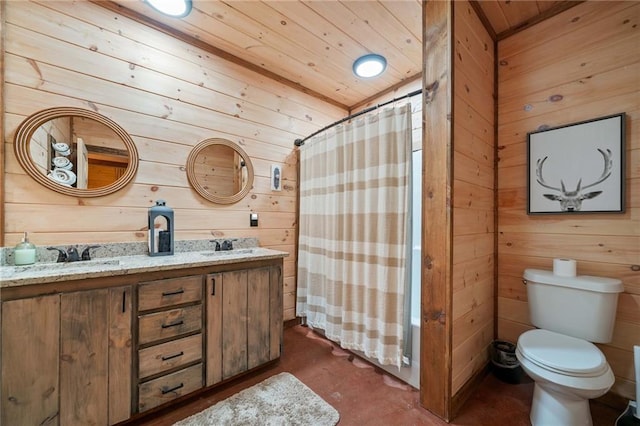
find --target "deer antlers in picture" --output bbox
[535,148,613,212]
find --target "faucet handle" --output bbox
[66,246,80,262]
[47,247,67,263]
[81,245,101,261]
[221,240,233,251]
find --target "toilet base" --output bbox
[531,383,592,426]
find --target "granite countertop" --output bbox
[0,238,288,288]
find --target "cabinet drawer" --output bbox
[138,305,202,345]
[138,276,202,311]
[139,334,202,379]
[138,364,202,412]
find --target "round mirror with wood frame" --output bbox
[14,107,139,197]
[186,138,254,204]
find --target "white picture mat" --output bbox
[528,114,624,213]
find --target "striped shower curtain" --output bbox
[296,104,412,368]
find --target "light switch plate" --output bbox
[250,213,258,227]
[270,164,282,191]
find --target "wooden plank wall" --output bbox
[366,1,495,407]
[422,0,453,419]
[0,0,5,247]
[497,1,639,400]
[1,0,346,321]
[451,0,496,397]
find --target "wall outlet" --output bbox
[270,164,282,191]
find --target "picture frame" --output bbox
[527,113,625,215]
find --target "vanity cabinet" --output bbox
[136,275,204,412]
[1,286,132,426]
[1,255,284,424]
[1,295,59,426]
[206,265,283,386]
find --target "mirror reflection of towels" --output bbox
[52,142,71,156]
[48,168,77,186]
[52,156,73,170]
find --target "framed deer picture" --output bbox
[527,113,625,214]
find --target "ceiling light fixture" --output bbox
[352,54,387,78]
[145,0,192,17]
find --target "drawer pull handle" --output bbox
[162,289,185,297]
[161,351,184,361]
[161,383,184,395]
[161,320,184,329]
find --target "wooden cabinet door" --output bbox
[206,273,223,386]
[60,289,109,425]
[247,267,271,369]
[269,265,283,361]
[60,286,132,426]
[1,295,60,426]
[108,286,133,425]
[206,264,283,384]
[221,269,248,379]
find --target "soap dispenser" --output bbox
[148,200,174,256]
[14,232,36,265]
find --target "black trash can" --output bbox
[490,340,525,384]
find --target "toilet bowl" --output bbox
[516,329,614,425]
[517,268,623,426]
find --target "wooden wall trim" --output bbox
[468,1,496,41]
[495,1,584,41]
[93,0,348,111]
[421,0,453,420]
[447,1,586,44]
[451,363,490,418]
[492,31,499,339]
[0,0,5,246]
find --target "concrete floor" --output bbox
[133,324,621,425]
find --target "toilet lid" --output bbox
[518,330,608,377]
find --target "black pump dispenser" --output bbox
[148,200,174,256]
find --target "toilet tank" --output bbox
[523,269,623,343]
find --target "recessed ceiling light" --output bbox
[353,54,387,78]
[145,0,192,17]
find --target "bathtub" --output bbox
[351,318,420,389]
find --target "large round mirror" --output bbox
[186,138,254,204]
[14,107,139,197]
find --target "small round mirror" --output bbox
[186,138,254,204]
[14,107,139,197]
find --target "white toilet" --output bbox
[516,268,623,426]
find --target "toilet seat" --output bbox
[518,330,608,378]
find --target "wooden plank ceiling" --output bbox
[106,0,579,109]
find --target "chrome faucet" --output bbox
[47,245,101,263]
[209,240,233,251]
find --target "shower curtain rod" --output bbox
[293,88,422,147]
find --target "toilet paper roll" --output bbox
[553,258,577,277]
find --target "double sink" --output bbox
[10,248,257,273]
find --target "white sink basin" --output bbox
[12,258,120,274]
[199,248,256,257]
